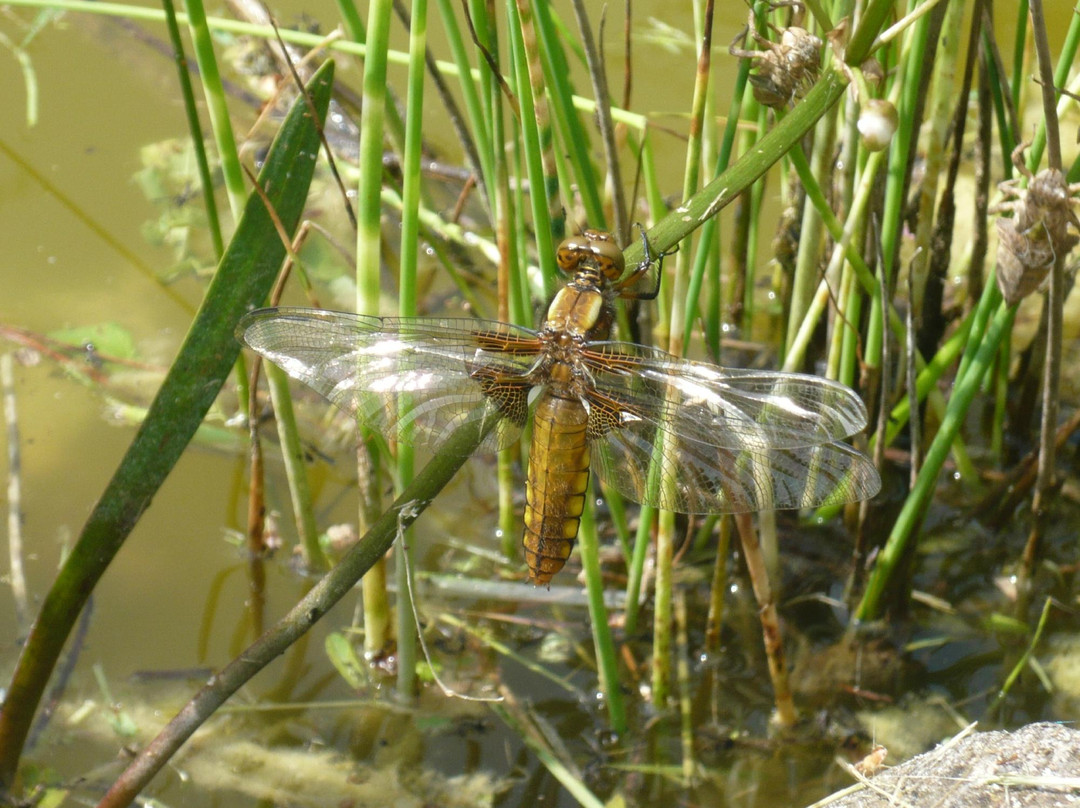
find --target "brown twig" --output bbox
[974,405,1080,525]
[569,0,628,243]
[1018,0,1066,610]
[734,511,797,728]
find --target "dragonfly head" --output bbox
[556,229,626,283]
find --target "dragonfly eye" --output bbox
[556,229,626,280]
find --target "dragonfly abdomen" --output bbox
[523,390,590,585]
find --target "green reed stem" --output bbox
[159,0,221,259]
[638,129,667,224]
[675,590,695,783]
[604,490,632,563]
[468,0,498,189]
[992,335,1010,462]
[530,0,604,229]
[907,0,963,322]
[668,0,713,358]
[703,516,731,654]
[1009,0,1029,107]
[865,6,931,370]
[443,0,519,560]
[392,0,429,701]
[651,507,676,707]
[578,490,627,733]
[624,502,653,635]
[649,0,719,717]
[989,596,1053,715]
[183,0,243,217]
[506,0,556,293]
[264,362,326,569]
[872,306,973,452]
[356,0,394,659]
[518,0,563,240]
[334,0,365,40]
[496,158,522,558]
[572,0,626,238]
[685,45,750,353]
[846,0,901,66]
[857,296,1012,622]
[435,0,494,203]
[739,105,766,336]
[490,699,606,808]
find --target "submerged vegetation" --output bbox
[3,0,1080,805]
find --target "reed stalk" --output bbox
[391,0,430,700]
[192,0,326,572]
[703,516,731,654]
[651,0,716,711]
[159,0,222,259]
[577,489,627,733]
[182,0,243,216]
[857,295,1013,621]
[355,0,394,662]
[569,0,626,239]
[491,692,606,808]
[505,1,555,295]
[1016,0,1073,612]
[734,512,796,727]
[624,504,655,635]
[675,590,696,783]
[528,0,605,228]
[651,507,676,706]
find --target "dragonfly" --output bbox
[237,229,881,585]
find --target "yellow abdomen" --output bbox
[523,390,590,585]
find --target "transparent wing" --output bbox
[581,343,869,448]
[237,307,542,454]
[591,426,881,512]
[580,343,880,512]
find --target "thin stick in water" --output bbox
[2,354,27,631]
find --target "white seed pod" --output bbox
[858,99,898,152]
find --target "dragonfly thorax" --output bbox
[534,328,589,391]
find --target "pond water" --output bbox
[2,1,1080,807]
